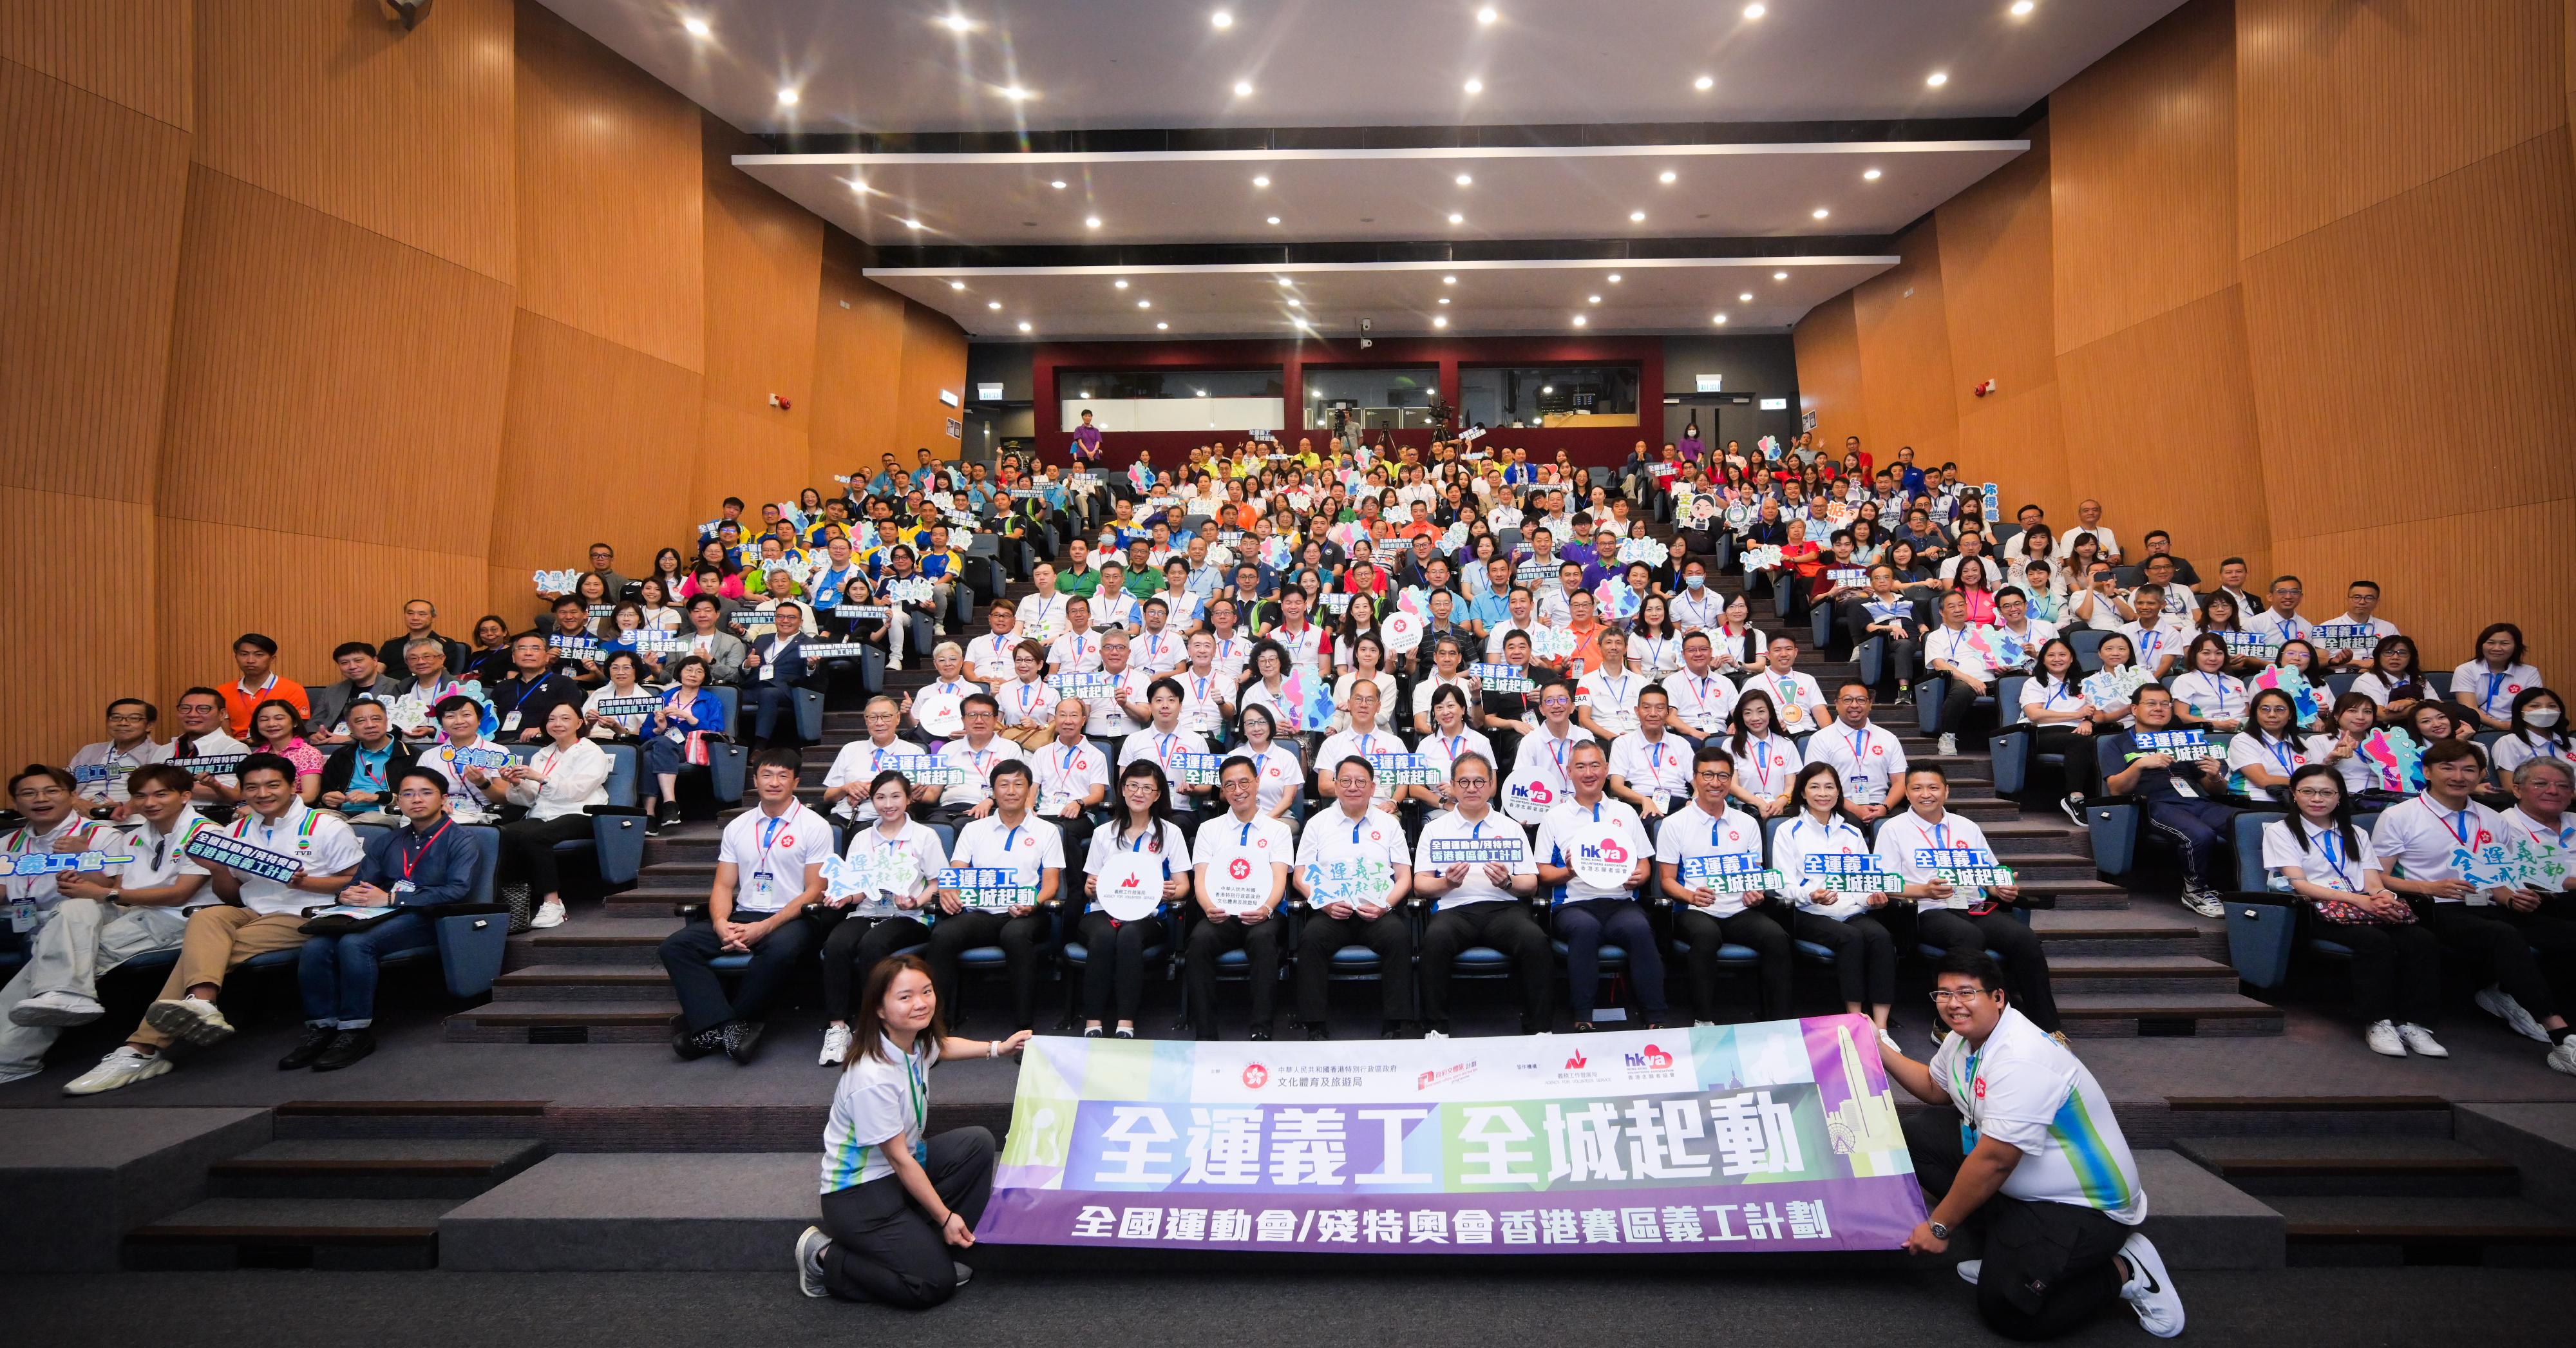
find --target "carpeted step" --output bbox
[490,965,676,1002]
[2269,1194,2576,1266]
[444,1000,681,1045]
[2054,991,2284,1038]
[207,1138,547,1201]
[2174,1136,2521,1199]
[122,1197,454,1270]
[2044,954,2243,996]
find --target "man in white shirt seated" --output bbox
[2049,498,2121,565]
[1807,683,1909,821]
[1129,598,1187,675]
[64,754,365,1095]
[1991,589,2057,672]
[1605,687,1693,819]
[167,687,251,807]
[2242,574,2317,646]
[1291,755,1417,1039]
[1,764,211,1082]
[1045,598,1106,674]
[1312,683,1406,810]
[821,696,914,828]
[70,698,172,817]
[2115,585,2193,681]
[658,748,837,1063]
[2314,579,2401,669]
[1877,765,2061,1036]
[965,600,1025,685]
[2123,554,2193,627]
[925,694,1025,830]
[1660,632,1740,741]
[1920,591,1994,755]
[1883,952,2183,1341]
[1412,752,1547,1037]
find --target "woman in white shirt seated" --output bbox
[2351,634,2433,726]
[817,771,953,1067]
[1078,761,1193,1038]
[1411,636,1481,734]
[2315,690,2412,810]
[1765,763,1901,1050]
[1234,640,1297,732]
[2016,638,2099,824]
[994,640,1058,749]
[2260,765,2442,1059]
[582,651,656,744]
[2453,623,2544,732]
[2226,688,2321,804]
[1221,704,1304,821]
[484,701,612,930]
[2082,632,2143,731]
[1724,690,1803,819]
[2170,634,2248,736]
[2492,687,2570,780]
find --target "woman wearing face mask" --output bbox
[2491,687,2570,779]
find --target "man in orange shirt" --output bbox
[217,634,310,738]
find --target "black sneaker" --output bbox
[722,1020,766,1063]
[673,1024,725,1060]
[277,1025,336,1070]
[643,812,666,837]
[312,1029,376,1072]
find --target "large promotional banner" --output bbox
[979,1016,1925,1254]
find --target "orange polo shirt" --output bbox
[219,674,311,737]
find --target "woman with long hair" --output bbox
[1077,761,1191,1038]
[250,698,325,804]
[1764,763,1902,1047]
[2260,766,2441,1059]
[817,771,951,1067]
[1723,690,1802,818]
[2016,637,2099,824]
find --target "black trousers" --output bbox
[1417,901,1552,1032]
[1903,1110,2132,1342]
[817,1126,995,1309]
[1184,914,1284,1036]
[1673,904,1794,1021]
[923,908,1052,1031]
[1295,909,1414,1026]
[1555,898,1666,1020]
[1938,676,1987,739]
[1917,907,2060,1032]
[2026,726,2100,800]
[1075,911,1166,1021]
[2318,911,2442,1026]
[497,813,592,898]
[658,911,820,1034]
[817,912,934,1022]
[2427,903,2576,1023]
[1771,907,1898,1010]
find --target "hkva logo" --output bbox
[1227,857,1253,880]
[1625,1044,1674,1070]
[1583,840,1631,865]
[1242,1063,1268,1089]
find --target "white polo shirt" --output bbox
[965,631,1023,685]
[820,1036,936,1192]
[2260,817,2376,892]
[1414,807,1537,909]
[1316,725,1410,801]
[120,808,216,908]
[1652,801,1765,918]
[1296,805,1412,891]
[842,817,950,904]
[1030,737,1112,817]
[1922,624,1996,684]
[823,737,915,824]
[1084,665,1151,737]
[1607,730,1693,811]
[933,737,1025,811]
[221,802,364,917]
[719,802,835,916]
[1872,810,1996,912]
[1576,667,1647,737]
[1222,741,1306,815]
[1929,1006,2146,1224]
[1770,812,1882,917]
[1046,628,1106,674]
[1130,627,1187,675]
[1661,667,1739,736]
[1727,732,1804,803]
[1533,795,1653,904]
[1,815,111,913]
[2450,661,2543,723]
[1081,820,1193,915]
[997,677,1059,729]
[1806,719,1909,807]
[1739,667,1825,732]
[949,812,1066,896]
[2371,794,2512,903]
[1193,812,1296,906]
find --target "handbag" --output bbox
[2314,895,2416,927]
[683,730,712,766]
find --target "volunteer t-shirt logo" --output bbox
[1973,1076,1987,1099]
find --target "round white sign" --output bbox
[1567,828,1638,890]
[1094,850,1164,921]
[914,690,965,737]
[1382,610,1423,654]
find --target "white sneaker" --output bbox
[2179,886,2226,920]
[2396,1024,2447,1058]
[1422,1030,1449,1040]
[2475,986,2552,1043]
[1955,1258,1981,1286]
[529,899,567,930]
[9,989,105,1027]
[2117,1231,2186,1338]
[1937,733,1957,757]
[2548,1038,2576,1078]
[819,1023,853,1065]
[1877,1027,1903,1058]
[143,996,234,1047]
[2364,1020,2406,1058]
[63,1046,172,1096]
[795,1225,832,1298]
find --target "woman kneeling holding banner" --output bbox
[798,954,1030,1307]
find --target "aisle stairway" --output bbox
[443,510,2280,1044]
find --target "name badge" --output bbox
[501,711,523,732]
[5,900,36,934]
[392,880,417,895]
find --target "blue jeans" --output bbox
[298,909,435,1029]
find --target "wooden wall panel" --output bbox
[2051,0,2241,352]
[159,519,489,698]
[1850,220,1960,470]
[192,0,513,282]
[895,300,969,464]
[0,0,190,129]
[156,167,515,553]
[1791,292,1870,457]
[1937,122,2070,513]
[0,488,156,770]
[2237,0,2565,258]
[487,311,702,614]
[697,401,814,528]
[2056,286,2273,579]
[0,59,189,501]
[700,114,822,428]
[513,0,701,372]
[810,230,903,483]
[2272,498,2576,683]
[1955,383,2072,524]
[2243,132,2576,533]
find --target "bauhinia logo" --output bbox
[1242,1063,1269,1089]
[1625,1043,1674,1070]
[1227,857,1253,880]
[1563,1050,1588,1070]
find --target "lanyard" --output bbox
[2487,670,2506,711]
[1846,726,1870,768]
[2429,801,2472,848]
[399,819,451,882]
[2264,736,2295,774]
[2315,824,2358,888]
[753,811,788,875]
[1745,736,1777,793]
[1019,682,1041,714]
[499,676,545,715]
[1058,743,1084,775]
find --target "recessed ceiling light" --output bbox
[1739,292,1754,302]
[1233,80,1254,97]
[1210,9,1233,28]
[848,178,869,194]
[1265,215,1281,225]
[1455,173,1473,187]
[949,280,965,290]
[1278,277,1294,287]
[1712,313,1728,325]
[1571,315,1587,327]
[1156,321,1169,330]
[1774,270,1790,280]
[986,300,1001,309]
[1863,167,1882,181]
[1477,6,1498,24]
[1433,316,1448,328]
[901,217,922,229]
[1926,71,1949,87]
[999,85,1034,100]
[1252,175,1271,187]
[1437,297,1451,305]
[2011,0,2036,15]
[1659,170,1677,185]
[1114,278,1129,289]
[1018,321,1032,332]
[939,13,976,33]
[1084,216,1102,229]
[1542,385,1555,394]
[1607,272,1622,283]
[1693,74,1715,91]
[1744,3,1766,17]
[1137,299,1151,309]
[1049,179,1066,189]
[1463,77,1483,94]
[1287,299,1302,308]
[775,87,800,106]
[1442,275,1456,285]
[681,15,712,39]
[1629,210,1645,222]
[1448,213,1464,224]
[1812,207,1830,219]
[1587,294,1602,303]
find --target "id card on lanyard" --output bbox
[752,813,788,905]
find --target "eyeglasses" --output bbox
[1928,988,1998,1004]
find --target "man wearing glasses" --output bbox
[1882,951,2184,1342]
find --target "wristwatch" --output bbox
[1926,1220,1953,1240]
